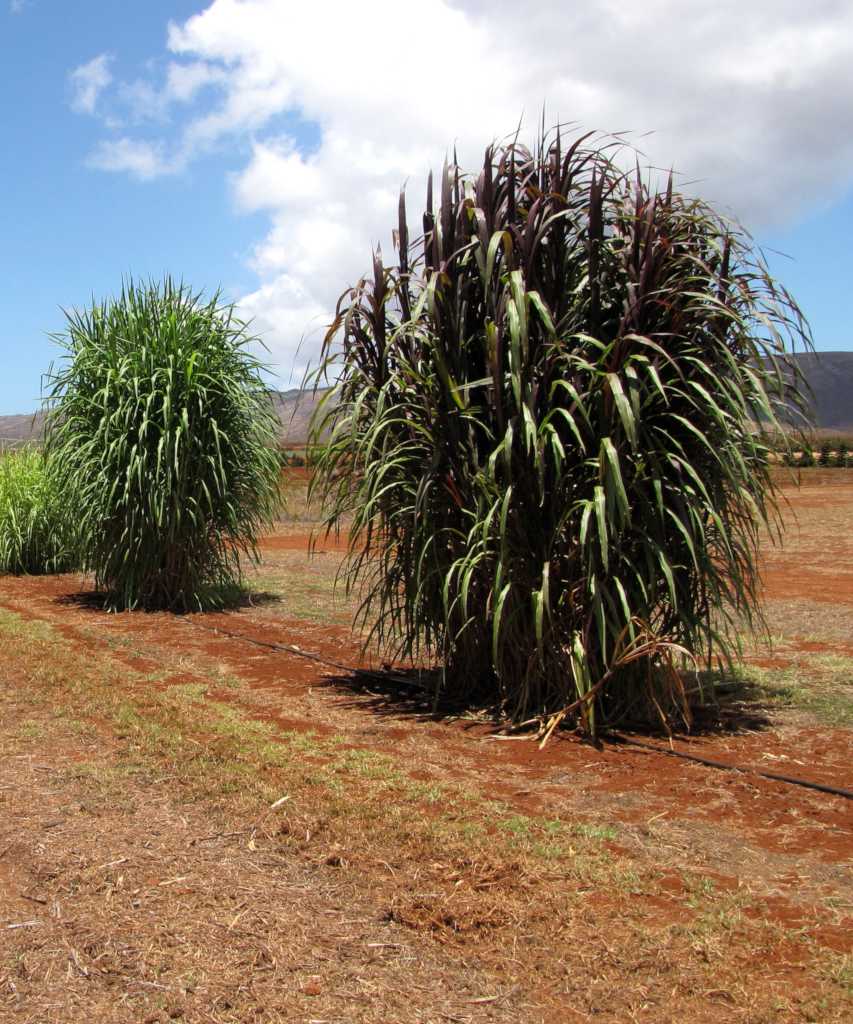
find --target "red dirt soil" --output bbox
[0,585,850,876]
[0,470,851,982]
[761,471,853,605]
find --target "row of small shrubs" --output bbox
[280,450,307,468]
[780,442,851,468]
[279,448,323,469]
[765,430,853,450]
[1,279,282,611]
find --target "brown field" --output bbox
[0,469,851,1023]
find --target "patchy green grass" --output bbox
[276,471,323,524]
[247,549,357,625]
[706,654,853,727]
[14,718,46,740]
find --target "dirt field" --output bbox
[0,469,850,1023]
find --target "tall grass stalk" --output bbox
[310,125,811,732]
[45,278,281,611]
[0,448,76,575]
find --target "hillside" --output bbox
[0,410,45,446]
[0,391,327,448]
[269,387,327,446]
[791,351,853,431]
[2,352,851,444]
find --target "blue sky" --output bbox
[2,0,852,415]
[1,1,263,413]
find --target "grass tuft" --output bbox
[310,123,811,734]
[45,277,282,611]
[0,448,77,575]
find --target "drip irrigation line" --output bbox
[183,618,429,691]
[183,618,852,801]
[610,735,853,801]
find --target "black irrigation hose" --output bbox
[611,735,853,801]
[184,619,429,691]
[185,619,853,802]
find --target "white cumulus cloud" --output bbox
[69,54,114,116]
[77,0,853,380]
[87,137,176,181]
[165,60,227,103]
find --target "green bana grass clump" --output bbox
[45,278,281,611]
[310,125,811,734]
[0,448,77,575]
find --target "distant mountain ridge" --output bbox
[2,353,851,444]
[0,388,329,448]
[0,410,45,445]
[786,352,853,432]
[268,387,327,446]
